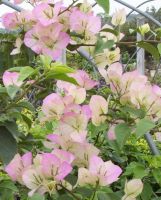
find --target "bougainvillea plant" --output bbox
[0,0,161,200]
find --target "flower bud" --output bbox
[112,9,126,26]
[138,23,150,35]
[122,179,143,200]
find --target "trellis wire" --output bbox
[127,0,155,18]
[114,0,161,27]
[1,0,22,11]
[1,0,161,155]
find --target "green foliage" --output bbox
[124,162,149,179]
[115,123,131,149]
[0,126,17,164]
[135,118,156,138]
[95,37,114,54]
[18,66,35,82]
[0,180,18,200]
[157,43,161,55]
[137,41,160,62]
[28,194,45,200]
[96,0,110,14]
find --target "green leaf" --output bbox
[0,180,18,192]
[6,85,19,99]
[157,43,161,55]
[124,162,149,179]
[4,121,21,139]
[96,0,110,14]
[40,55,52,68]
[57,194,74,200]
[28,194,45,200]
[0,86,7,94]
[50,63,75,73]
[74,187,93,198]
[0,126,17,164]
[152,168,161,186]
[16,101,35,112]
[100,28,119,36]
[135,118,155,138]
[137,41,160,61]
[141,183,153,200]
[115,123,131,148]
[122,106,146,119]
[97,192,120,200]
[8,66,24,72]
[46,73,78,85]
[21,114,32,129]
[18,66,35,81]
[95,37,114,54]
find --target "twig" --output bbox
[57,184,81,200]
[58,0,78,15]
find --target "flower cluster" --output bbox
[5,151,73,196]
[99,62,161,121]
[2,1,101,60]
[5,69,122,196]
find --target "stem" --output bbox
[57,184,81,200]
[58,0,78,15]
[91,183,99,200]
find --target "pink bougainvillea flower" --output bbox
[152,85,161,97]
[58,104,90,135]
[41,93,65,121]
[2,71,23,87]
[57,80,86,104]
[95,48,121,69]
[33,2,61,26]
[121,70,147,93]
[107,125,116,141]
[71,142,100,167]
[82,105,92,120]
[5,152,32,184]
[41,31,70,60]
[17,10,36,31]
[89,95,108,126]
[70,10,101,35]
[24,25,43,54]
[22,152,73,196]
[2,12,19,30]
[45,133,72,150]
[2,10,36,31]
[52,149,75,164]
[78,155,122,186]
[22,167,47,197]
[58,107,89,134]
[24,23,70,60]
[45,133,98,168]
[98,62,123,85]
[70,70,98,90]
[41,153,72,181]
[58,8,71,31]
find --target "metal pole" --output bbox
[137,17,145,74]
[145,133,160,155]
[114,0,161,27]
[1,0,22,11]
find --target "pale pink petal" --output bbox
[22,152,32,168]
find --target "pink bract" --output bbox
[2,71,23,87]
